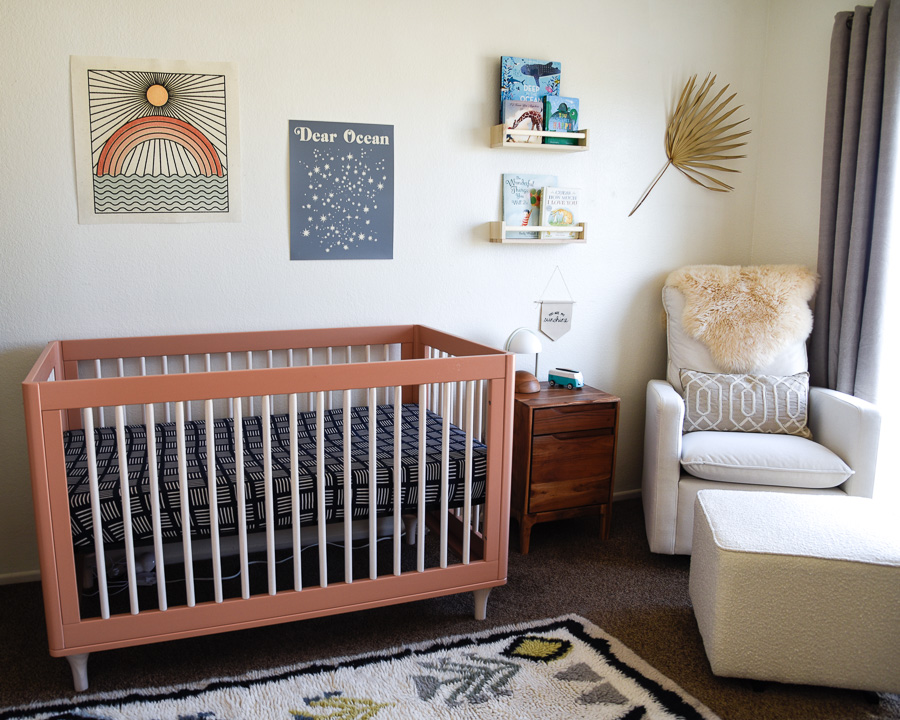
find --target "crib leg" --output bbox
[402,515,417,545]
[66,653,90,692]
[473,588,491,621]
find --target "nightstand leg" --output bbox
[520,516,536,554]
[601,505,612,540]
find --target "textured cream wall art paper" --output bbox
[70,56,242,224]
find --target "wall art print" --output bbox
[71,55,241,224]
[290,120,394,260]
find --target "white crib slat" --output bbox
[316,392,328,587]
[246,352,254,416]
[307,348,314,411]
[288,393,302,590]
[234,397,250,599]
[393,386,402,576]
[383,345,390,404]
[114,406,139,615]
[162,356,171,423]
[82,408,110,620]
[262,395,277,595]
[175,402,195,607]
[117,357,124,377]
[144,403,167,611]
[343,391,353,584]
[140,358,149,424]
[417,385,427,573]
[94,360,105,426]
[368,387,377,580]
[183,355,192,421]
[206,399,223,603]
[227,354,234,418]
[440,384,450,569]
[326,347,334,410]
[463,381,475,564]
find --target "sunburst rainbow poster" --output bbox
[71,56,241,224]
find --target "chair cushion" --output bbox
[681,431,853,488]
[663,286,808,394]
[681,369,811,438]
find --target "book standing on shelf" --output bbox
[540,186,580,239]
[502,173,558,239]
[500,56,561,121]
[543,96,579,146]
[502,100,544,144]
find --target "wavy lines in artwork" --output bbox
[92,175,228,214]
[87,68,228,175]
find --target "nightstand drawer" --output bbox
[528,431,615,513]
[532,403,617,435]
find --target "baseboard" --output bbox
[0,569,40,586]
[613,488,641,502]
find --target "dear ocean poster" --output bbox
[70,56,241,224]
[290,120,394,260]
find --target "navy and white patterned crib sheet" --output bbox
[63,404,487,550]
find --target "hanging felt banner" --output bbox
[540,300,573,340]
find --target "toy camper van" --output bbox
[548,368,584,389]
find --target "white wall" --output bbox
[0,0,835,579]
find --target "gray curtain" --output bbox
[810,0,899,402]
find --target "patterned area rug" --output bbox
[4,615,721,719]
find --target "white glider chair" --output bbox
[642,265,881,555]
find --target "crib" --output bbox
[22,325,514,691]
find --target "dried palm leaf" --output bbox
[629,74,750,216]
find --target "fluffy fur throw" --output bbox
[666,264,818,372]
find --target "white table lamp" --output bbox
[505,327,542,393]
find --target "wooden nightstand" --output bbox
[511,383,620,553]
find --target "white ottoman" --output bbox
[689,489,900,692]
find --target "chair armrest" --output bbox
[642,379,686,554]
[808,387,881,498]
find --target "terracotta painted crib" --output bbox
[22,325,514,691]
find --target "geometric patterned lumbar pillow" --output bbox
[680,369,811,438]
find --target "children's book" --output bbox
[502,100,543,144]
[540,186,580,239]
[500,57,561,120]
[544,96,579,146]
[502,173,557,239]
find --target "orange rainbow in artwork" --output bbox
[96,116,223,177]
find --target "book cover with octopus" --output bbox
[500,56,561,120]
[502,173,557,239]
[540,186,580,240]
[502,100,543,144]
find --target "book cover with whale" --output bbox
[500,56,561,120]
[502,173,557,239]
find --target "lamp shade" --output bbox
[505,327,542,355]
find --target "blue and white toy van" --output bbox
[548,368,584,389]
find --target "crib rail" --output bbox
[23,325,513,669]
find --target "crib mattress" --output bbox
[64,404,487,550]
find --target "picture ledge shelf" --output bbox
[490,125,590,150]
[490,221,587,244]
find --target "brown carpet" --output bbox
[1,498,897,719]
